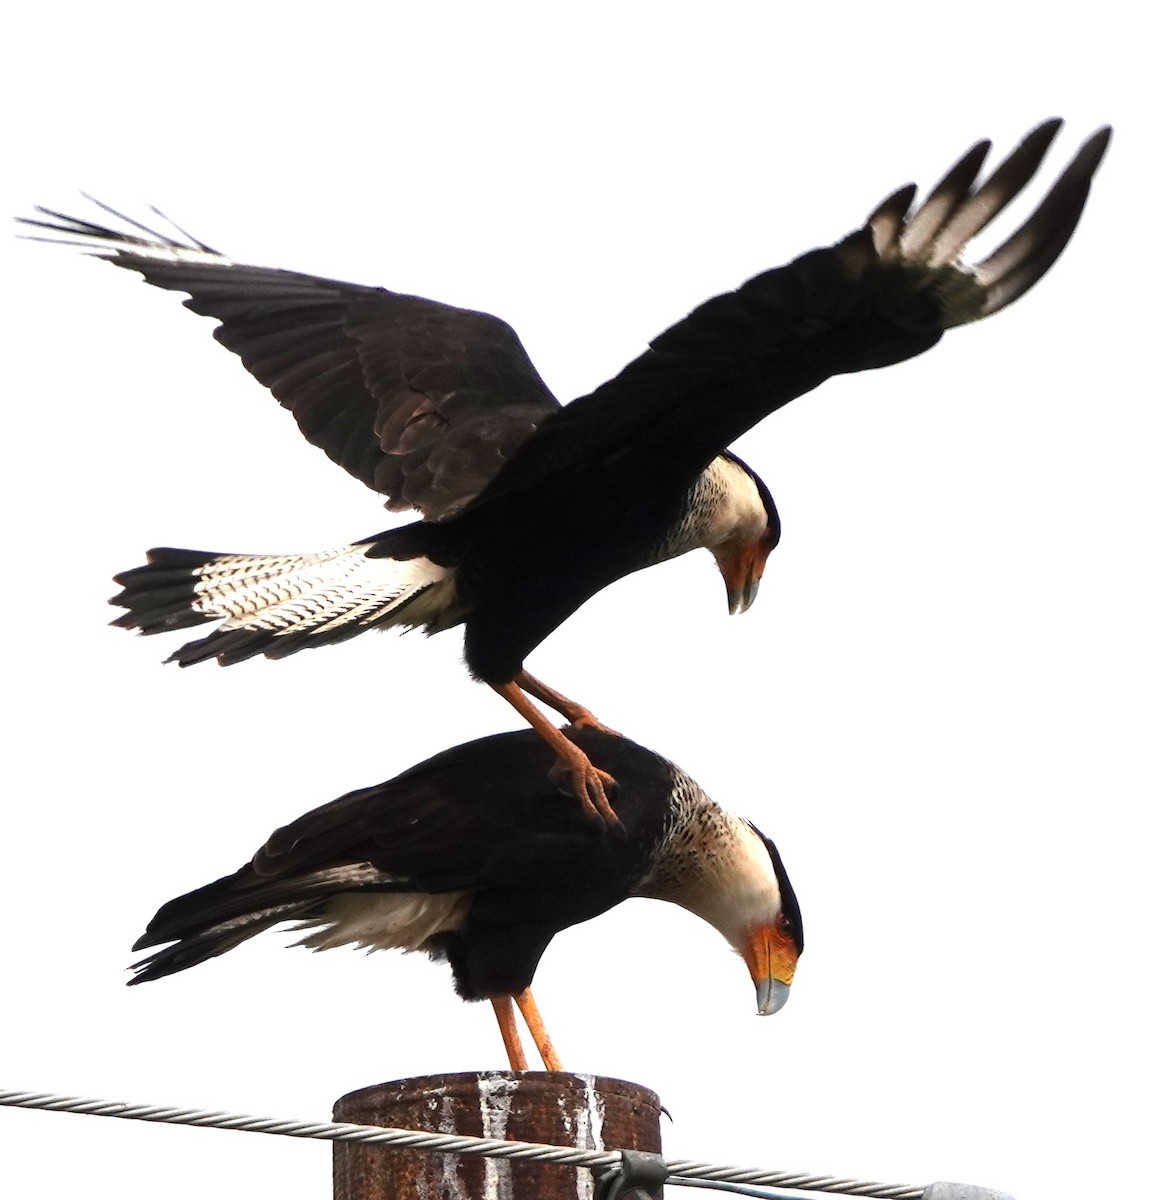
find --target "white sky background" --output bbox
[0,4,1155,1199]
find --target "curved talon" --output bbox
[549,756,621,829]
[583,766,620,828]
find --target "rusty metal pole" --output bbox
[333,1071,664,1200]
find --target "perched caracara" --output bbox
[24,119,1109,823]
[130,728,803,1070]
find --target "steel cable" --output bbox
[0,1086,924,1199]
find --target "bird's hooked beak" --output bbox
[716,539,770,616]
[742,922,798,1016]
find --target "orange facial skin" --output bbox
[717,530,775,615]
[742,920,799,1015]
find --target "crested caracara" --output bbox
[23,119,1109,824]
[129,728,803,1071]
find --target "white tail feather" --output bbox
[294,891,472,953]
[190,545,456,637]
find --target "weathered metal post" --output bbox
[333,1071,664,1199]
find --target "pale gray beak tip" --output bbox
[727,580,761,615]
[756,978,791,1016]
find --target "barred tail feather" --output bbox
[110,543,457,667]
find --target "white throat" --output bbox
[655,455,768,563]
[631,770,784,944]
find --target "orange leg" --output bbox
[492,680,620,828]
[514,987,562,1071]
[490,996,529,1071]
[515,670,622,736]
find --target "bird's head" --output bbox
[707,453,780,616]
[721,821,803,1015]
[636,794,802,1016]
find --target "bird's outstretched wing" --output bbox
[19,200,561,521]
[470,119,1111,506]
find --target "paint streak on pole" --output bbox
[332,1072,664,1200]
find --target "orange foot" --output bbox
[548,745,621,829]
[492,676,624,831]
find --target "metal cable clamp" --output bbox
[593,1148,670,1199]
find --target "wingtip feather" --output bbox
[898,139,991,260]
[866,184,917,259]
[863,119,1111,328]
[925,118,1065,267]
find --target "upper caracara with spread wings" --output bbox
[23,119,1109,824]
